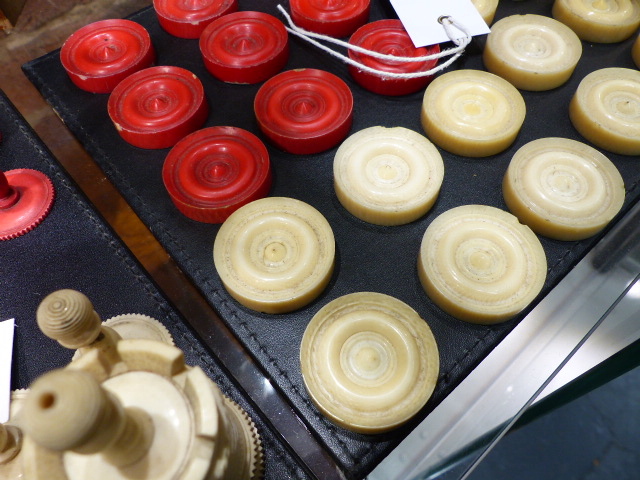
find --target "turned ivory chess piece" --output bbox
[0,405,24,479]
[4,289,263,480]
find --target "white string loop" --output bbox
[276,4,472,79]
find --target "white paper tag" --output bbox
[390,0,491,47]
[1,318,15,423]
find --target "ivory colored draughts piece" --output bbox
[503,137,625,241]
[569,67,640,156]
[471,0,499,25]
[213,197,335,314]
[421,69,526,157]
[19,289,263,480]
[418,205,547,324]
[483,14,582,91]
[300,292,439,434]
[333,126,444,226]
[552,0,640,43]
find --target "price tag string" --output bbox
[276,4,472,79]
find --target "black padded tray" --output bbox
[22,1,640,478]
[0,89,308,480]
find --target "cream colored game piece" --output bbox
[0,390,28,479]
[0,424,22,465]
[72,314,174,360]
[421,69,526,157]
[471,0,499,25]
[23,369,155,467]
[36,289,103,349]
[213,197,335,314]
[569,67,640,156]
[0,395,23,472]
[38,289,177,371]
[104,314,174,344]
[333,126,444,226]
[483,14,582,91]
[300,292,439,434]
[503,137,625,241]
[17,289,263,480]
[552,0,640,43]
[418,205,547,324]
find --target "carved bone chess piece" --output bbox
[14,289,263,480]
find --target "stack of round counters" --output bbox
[153,0,238,39]
[107,66,208,149]
[60,19,155,93]
[471,0,499,25]
[552,0,640,43]
[162,126,272,223]
[300,292,439,434]
[213,197,335,314]
[569,67,640,156]
[503,137,625,241]
[289,0,370,38]
[420,69,526,157]
[483,14,582,91]
[333,126,444,226]
[347,20,440,96]
[199,11,289,84]
[254,68,354,154]
[418,205,547,324]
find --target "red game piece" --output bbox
[289,0,370,38]
[348,20,440,96]
[107,66,209,149]
[254,68,353,155]
[60,19,155,93]
[153,0,238,39]
[0,169,55,240]
[199,11,289,84]
[163,126,272,223]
